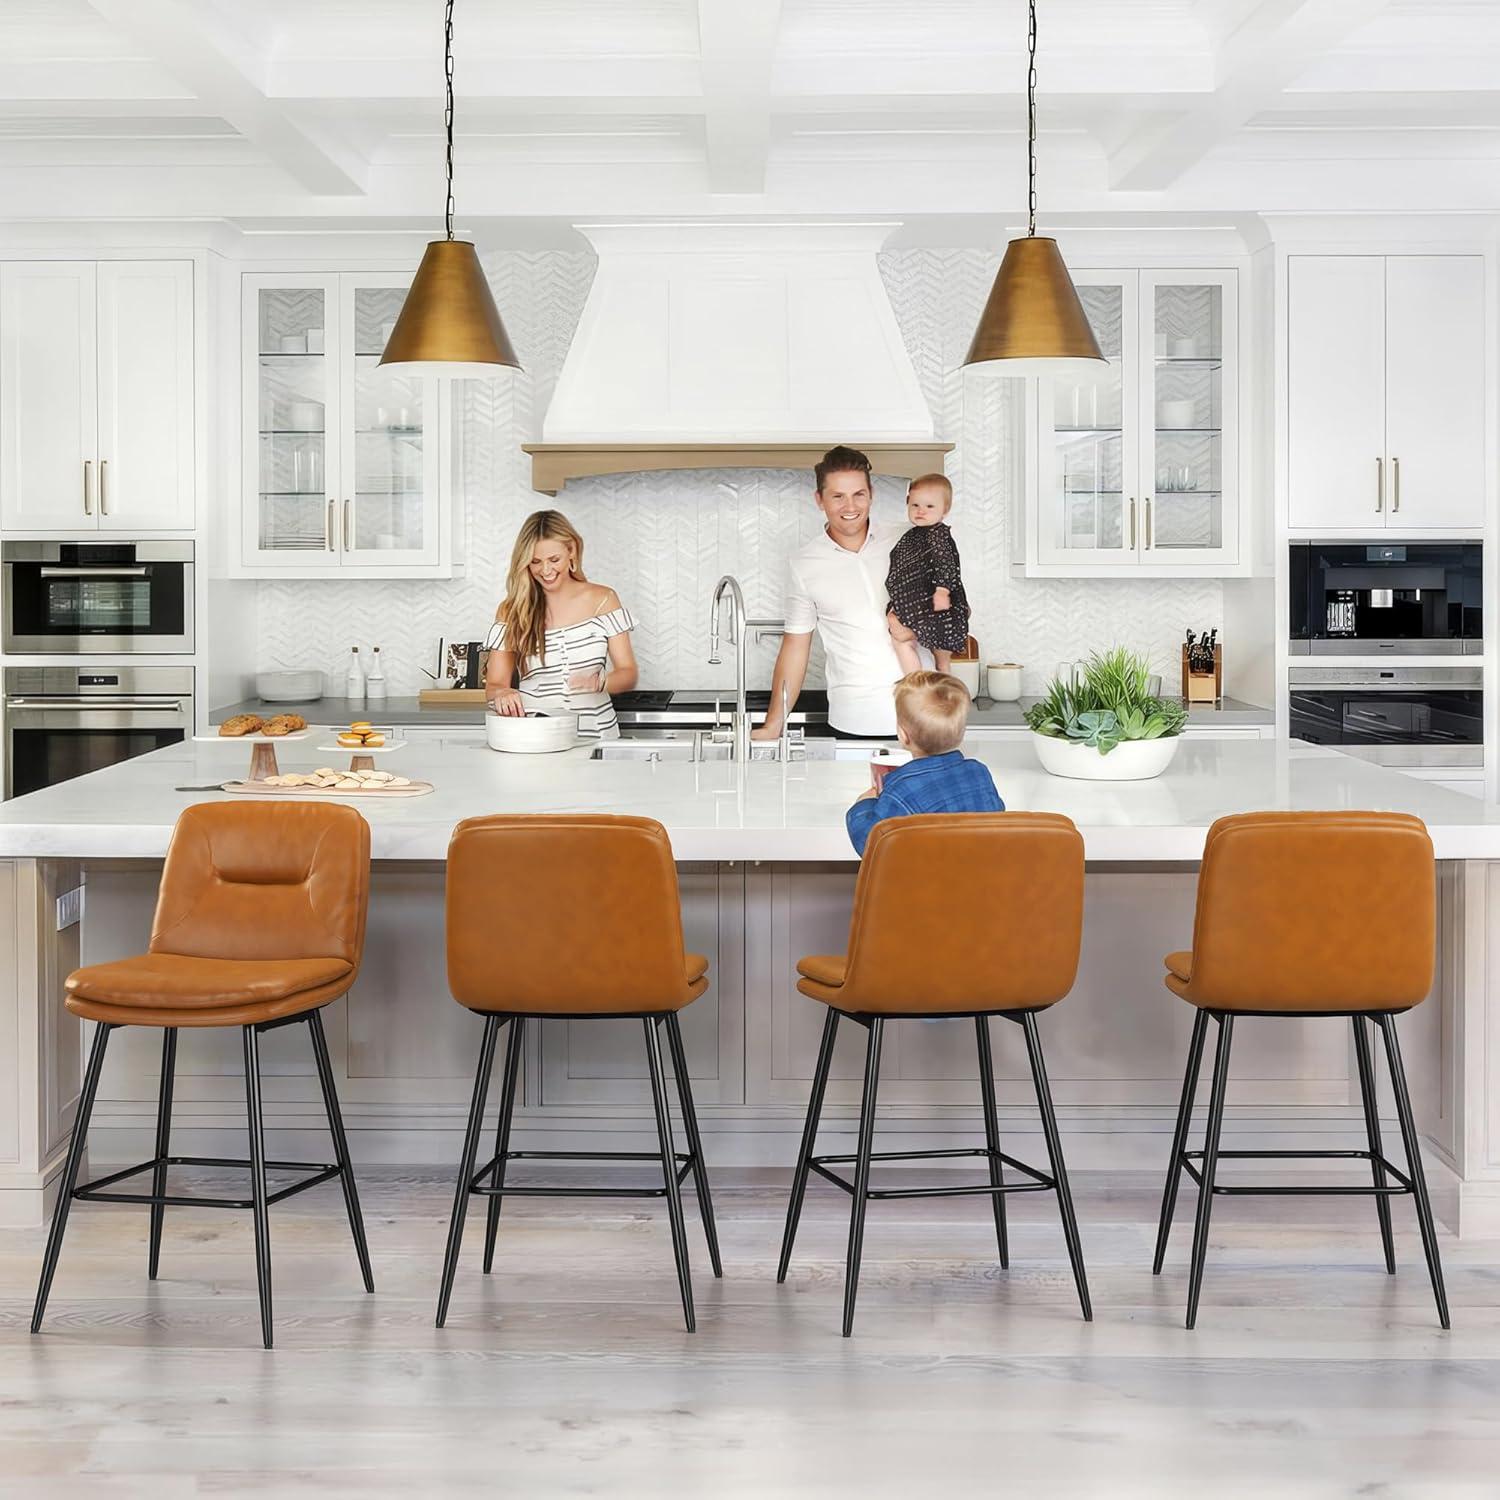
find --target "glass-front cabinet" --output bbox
[1028,268,1239,574]
[241,274,451,574]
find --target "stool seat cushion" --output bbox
[460,953,710,1017]
[1164,950,1193,997]
[65,953,356,1028]
[795,954,848,1005]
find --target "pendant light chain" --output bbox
[443,0,456,241]
[1027,0,1038,238]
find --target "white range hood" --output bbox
[524,222,950,495]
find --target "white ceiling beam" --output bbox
[697,0,782,193]
[1108,0,1391,191]
[85,0,368,195]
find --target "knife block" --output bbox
[1181,644,1222,704]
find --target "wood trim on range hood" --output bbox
[522,442,956,497]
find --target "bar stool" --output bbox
[778,812,1091,1336]
[32,801,373,1349]
[1154,811,1449,1329]
[437,813,721,1333]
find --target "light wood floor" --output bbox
[1,1164,1498,1498]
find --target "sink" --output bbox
[592,733,895,765]
[590,737,698,762]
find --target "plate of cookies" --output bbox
[203,713,312,742]
[223,767,433,798]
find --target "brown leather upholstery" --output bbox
[1164,811,1435,1013]
[446,814,709,1014]
[65,802,370,1027]
[796,812,1085,1015]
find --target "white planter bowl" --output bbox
[486,713,578,754]
[1031,731,1182,782]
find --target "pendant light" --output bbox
[962,0,1105,378]
[380,0,520,379]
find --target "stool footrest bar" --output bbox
[72,1154,343,1210]
[809,1146,1054,1200]
[467,1148,698,1198]
[1179,1146,1413,1197]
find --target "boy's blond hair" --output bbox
[907,472,953,509]
[893,670,969,756]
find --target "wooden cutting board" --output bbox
[418,688,487,705]
[222,779,434,798]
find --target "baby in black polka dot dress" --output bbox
[885,473,971,674]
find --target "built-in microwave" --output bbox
[2,541,193,654]
[1289,541,1481,655]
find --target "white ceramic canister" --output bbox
[986,663,1023,701]
[950,660,981,699]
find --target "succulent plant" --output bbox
[1024,647,1187,755]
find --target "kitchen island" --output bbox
[2,735,1498,1237]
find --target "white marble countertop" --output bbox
[0,736,1496,863]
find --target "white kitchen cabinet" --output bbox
[240,273,453,577]
[0,259,193,534]
[1023,268,1241,575]
[0,260,194,533]
[1287,254,1485,532]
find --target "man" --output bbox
[752,444,919,741]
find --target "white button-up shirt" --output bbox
[784,522,908,736]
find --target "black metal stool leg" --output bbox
[307,1008,374,1293]
[1186,1013,1234,1330]
[975,1015,1009,1270]
[436,1013,501,1328]
[1352,1015,1396,1275]
[1022,1012,1091,1321]
[777,1006,838,1283]
[1376,1013,1450,1329]
[664,1012,722,1278]
[644,1017,695,1332]
[842,1016,884,1338]
[242,1024,274,1349]
[1154,1008,1208,1275]
[482,1016,525,1275]
[33,1021,114,1333]
[147,1027,177,1280]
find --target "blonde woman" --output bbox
[484,510,639,740]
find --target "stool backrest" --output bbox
[1189,811,1435,1010]
[840,812,1085,1013]
[446,814,690,1013]
[149,802,370,965]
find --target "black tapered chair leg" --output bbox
[1154,1008,1208,1275]
[482,1016,525,1275]
[975,1015,1009,1270]
[1022,1012,1091,1321]
[1376,1013,1450,1329]
[664,1012,722,1278]
[644,1017,695,1331]
[307,1008,374,1293]
[242,1024,274,1349]
[842,1017,884,1338]
[1185,1013,1234,1330]
[1352,1015,1396,1275]
[147,1027,178,1280]
[777,1006,838,1283]
[33,1022,114,1333]
[436,1013,501,1328]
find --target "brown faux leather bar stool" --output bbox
[437,814,721,1332]
[1153,811,1448,1330]
[779,812,1091,1336]
[32,802,373,1350]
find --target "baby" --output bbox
[885,473,970,674]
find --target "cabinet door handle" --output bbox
[1376,456,1384,512]
[1128,497,1136,549]
[99,459,108,516]
[1392,455,1400,513]
[327,498,336,552]
[1144,496,1153,549]
[343,498,352,552]
[83,460,93,516]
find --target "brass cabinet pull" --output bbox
[327,498,336,552]
[1145,496,1153,549]
[343,498,352,551]
[1128,497,1136,549]
[1392,455,1400,513]
[1376,456,1384,512]
[83,460,93,516]
[99,459,108,515]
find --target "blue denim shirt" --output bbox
[845,750,1005,855]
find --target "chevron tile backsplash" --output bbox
[255,249,1223,697]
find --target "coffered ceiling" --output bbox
[0,0,1496,237]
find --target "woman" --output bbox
[484,510,638,740]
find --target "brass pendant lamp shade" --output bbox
[962,1,1105,379]
[379,0,520,380]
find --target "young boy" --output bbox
[845,671,1003,856]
